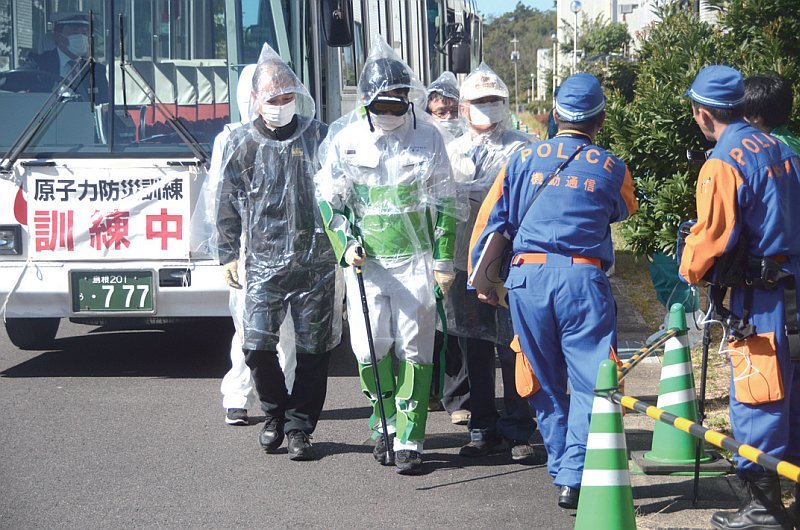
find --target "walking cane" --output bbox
[693,289,712,505]
[354,248,395,465]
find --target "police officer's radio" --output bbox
[678,220,800,358]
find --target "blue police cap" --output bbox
[685,65,745,108]
[554,73,605,122]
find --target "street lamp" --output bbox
[570,0,582,74]
[530,73,535,103]
[551,32,558,107]
[511,35,520,117]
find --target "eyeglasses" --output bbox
[430,106,459,119]
[367,96,410,116]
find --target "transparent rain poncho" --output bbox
[190,63,258,259]
[427,71,460,101]
[444,62,535,343]
[315,36,459,269]
[214,43,341,354]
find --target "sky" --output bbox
[475,0,554,18]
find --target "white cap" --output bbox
[460,63,509,101]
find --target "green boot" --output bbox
[395,361,434,445]
[358,355,397,436]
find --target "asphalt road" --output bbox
[0,318,575,529]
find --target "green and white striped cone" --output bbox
[575,359,636,530]
[644,303,711,465]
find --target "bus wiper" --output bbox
[118,13,129,118]
[117,15,209,166]
[0,60,91,175]
[88,9,96,110]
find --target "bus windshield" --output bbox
[0,0,307,159]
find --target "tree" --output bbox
[707,0,800,131]
[598,3,723,257]
[561,15,631,58]
[585,22,631,56]
[600,0,800,257]
[481,3,556,110]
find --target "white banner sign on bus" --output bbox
[26,167,191,261]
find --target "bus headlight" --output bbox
[0,225,22,255]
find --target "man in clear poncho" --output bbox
[315,37,457,475]
[425,71,472,424]
[448,63,542,463]
[203,64,297,427]
[216,44,340,461]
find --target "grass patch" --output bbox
[516,111,548,139]
[611,223,665,330]
[613,249,665,331]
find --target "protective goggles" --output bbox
[367,96,410,116]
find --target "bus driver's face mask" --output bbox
[469,100,505,126]
[260,99,296,128]
[66,34,90,57]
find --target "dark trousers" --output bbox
[464,338,537,443]
[244,349,331,435]
[432,331,470,413]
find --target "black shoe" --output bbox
[286,430,316,461]
[558,486,580,509]
[373,433,396,466]
[225,408,248,426]
[459,437,509,458]
[710,472,792,529]
[395,450,423,475]
[510,442,547,465]
[427,398,443,412]
[258,416,284,453]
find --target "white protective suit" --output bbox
[315,37,457,452]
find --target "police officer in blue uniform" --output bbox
[681,65,800,530]
[469,73,637,509]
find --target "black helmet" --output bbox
[358,57,412,105]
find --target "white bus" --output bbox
[0,0,481,349]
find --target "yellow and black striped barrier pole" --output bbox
[617,328,679,383]
[598,389,800,483]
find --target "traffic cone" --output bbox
[632,303,729,474]
[575,359,636,530]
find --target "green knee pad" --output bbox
[358,355,397,434]
[395,361,434,444]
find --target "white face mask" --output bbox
[260,99,296,128]
[438,118,465,137]
[469,101,506,126]
[371,113,406,131]
[66,34,90,57]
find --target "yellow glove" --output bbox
[223,260,242,289]
[345,244,366,266]
[434,270,456,295]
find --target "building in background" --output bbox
[554,0,719,72]
[536,47,551,101]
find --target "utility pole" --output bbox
[551,32,558,107]
[511,35,520,117]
